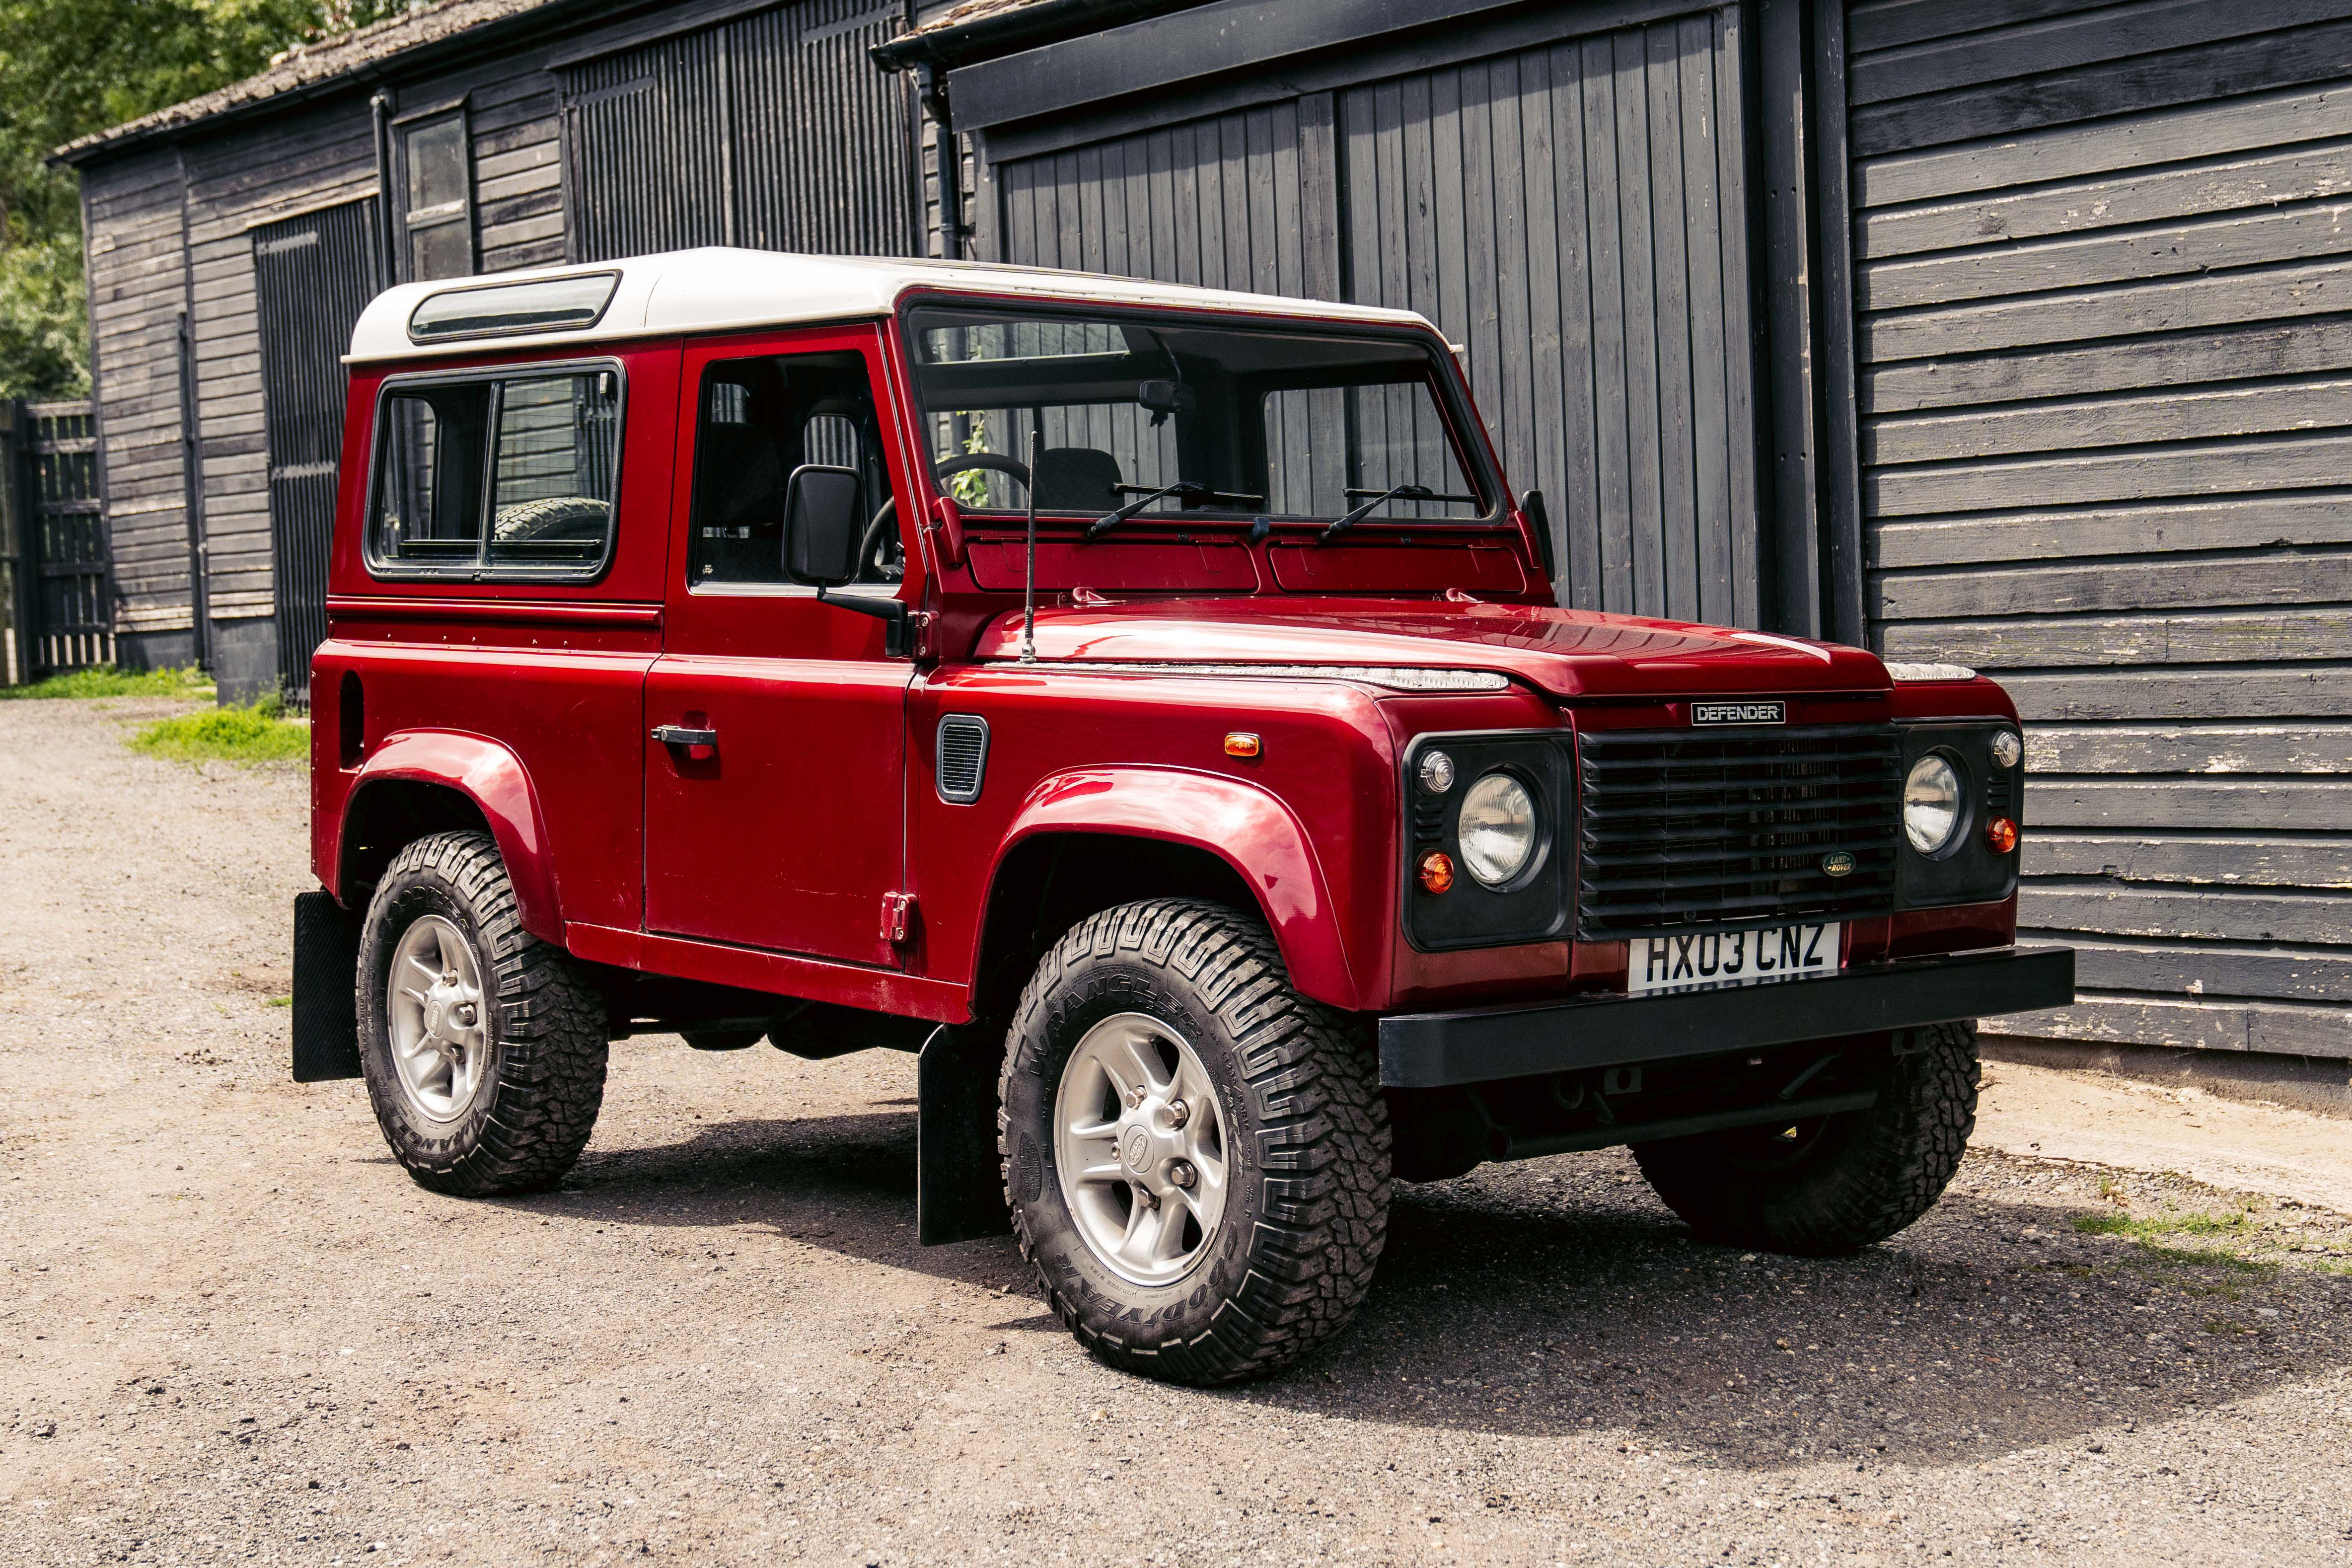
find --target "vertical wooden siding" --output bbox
[1849,0,2352,1058]
[82,148,192,638]
[180,101,379,629]
[563,0,918,263]
[990,7,1761,625]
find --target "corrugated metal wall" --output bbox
[562,0,919,262]
[989,5,1762,625]
[1848,0,2352,1060]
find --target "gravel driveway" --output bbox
[3,695,2349,1568]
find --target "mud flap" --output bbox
[291,890,363,1082]
[916,1024,1012,1246]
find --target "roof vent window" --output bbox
[408,273,620,343]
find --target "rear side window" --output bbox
[368,363,622,578]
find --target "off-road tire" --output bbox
[357,830,608,1196]
[999,899,1391,1384]
[1630,1022,1979,1256]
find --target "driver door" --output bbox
[643,326,916,969]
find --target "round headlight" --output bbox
[1457,771,1539,887]
[1904,754,1964,855]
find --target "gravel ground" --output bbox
[3,694,2350,1568]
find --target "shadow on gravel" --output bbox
[516,1105,2352,1474]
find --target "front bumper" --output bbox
[1378,944,2073,1089]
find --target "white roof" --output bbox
[346,247,1436,363]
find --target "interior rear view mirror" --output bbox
[1136,379,1196,419]
[782,464,863,586]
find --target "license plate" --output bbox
[1627,923,1841,996]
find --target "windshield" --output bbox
[904,305,1490,526]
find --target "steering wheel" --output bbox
[853,455,1036,585]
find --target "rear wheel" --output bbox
[999,899,1390,1384]
[1631,1022,1979,1255]
[357,830,609,1196]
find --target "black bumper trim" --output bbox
[1378,944,2073,1089]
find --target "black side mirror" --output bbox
[782,464,863,586]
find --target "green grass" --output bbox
[129,696,307,764]
[1,664,212,700]
[2074,1209,2278,1274]
[2074,1210,2251,1241]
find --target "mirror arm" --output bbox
[814,587,910,658]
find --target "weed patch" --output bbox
[3,665,211,701]
[129,698,307,764]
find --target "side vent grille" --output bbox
[936,715,990,804]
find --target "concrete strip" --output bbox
[1976,1056,2352,1214]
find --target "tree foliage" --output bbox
[0,0,406,399]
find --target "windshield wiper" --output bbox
[1089,480,1204,538]
[1321,482,1434,541]
[1088,482,1265,538]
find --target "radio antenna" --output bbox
[1020,425,1042,664]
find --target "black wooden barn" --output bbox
[61,0,2352,1072]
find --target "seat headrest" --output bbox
[1032,447,1123,512]
[698,423,784,529]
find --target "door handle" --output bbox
[652,724,719,757]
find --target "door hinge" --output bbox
[881,892,917,945]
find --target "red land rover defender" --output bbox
[293,250,2072,1386]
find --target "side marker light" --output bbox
[1417,851,1456,895]
[1986,817,2019,854]
[1224,732,1262,758]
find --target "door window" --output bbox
[687,353,901,587]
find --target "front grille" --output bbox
[1576,725,1902,939]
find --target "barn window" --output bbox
[401,111,474,281]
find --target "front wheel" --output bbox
[999,899,1391,1384]
[357,830,609,1196]
[1631,1021,1980,1255]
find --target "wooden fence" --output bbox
[0,399,110,684]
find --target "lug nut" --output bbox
[1167,1099,1189,1128]
[1135,1187,1160,1209]
[1169,1160,1197,1190]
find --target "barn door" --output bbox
[986,6,1760,626]
[560,0,919,263]
[254,198,381,706]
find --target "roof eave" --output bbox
[868,0,1199,71]
[51,0,636,168]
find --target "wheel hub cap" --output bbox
[1053,1013,1230,1287]
[385,914,491,1124]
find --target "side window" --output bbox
[401,112,473,282]
[688,352,900,587]
[370,367,621,577]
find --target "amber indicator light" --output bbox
[1417,850,1456,895]
[1224,732,1262,757]
[1986,816,2019,854]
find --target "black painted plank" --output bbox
[1852,16,2352,158]
[2021,883,2352,944]
[2025,932,2352,1001]
[2027,830,2352,884]
[1864,319,2352,414]
[1983,993,2351,1057]
[1874,493,2352,569]
[1851,0,2352,108]
[1868,377,2352,464]
[1882,607,2352,667]
[1857,81,2352,208]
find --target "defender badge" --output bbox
[1821,851,1856,878]
[1692,700,1784,726]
